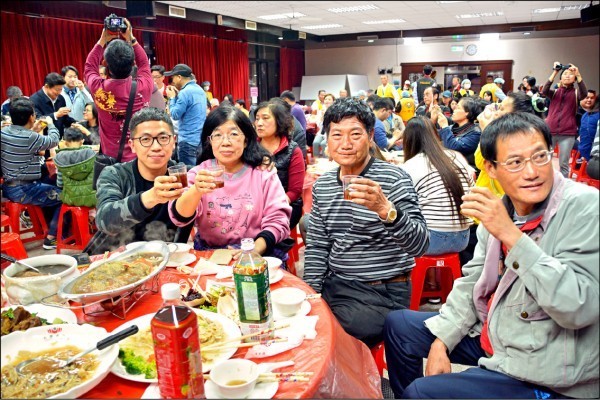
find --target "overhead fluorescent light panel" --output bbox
[357,35,379,41]
[300,24,343,30]
[363,19,405,24]
[456,11,504,18]
[328,4,379,13]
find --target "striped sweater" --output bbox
[304,157,429,292]
[0,124,59,181]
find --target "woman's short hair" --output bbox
[256,99,293,140]
[198,106,271,168]
[459,96,484,123]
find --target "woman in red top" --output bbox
[255,98,306,229]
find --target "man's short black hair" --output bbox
[235,99,246,108]
[373,97,393,111]
[481,112,552,163]
[323,97,375,136]
[151,65,165,75]
[61,65,79,77]
[423,64,433,75]
[9,97,35,126]
[63,127,84,142]
[104,39,134,79]
[44,72,66,88]
[129,107,174,137]
[280,90,295,102]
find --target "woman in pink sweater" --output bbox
[169,106,291,256]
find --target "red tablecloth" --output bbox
[78,250,382,399]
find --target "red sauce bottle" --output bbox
[151,283,205,399]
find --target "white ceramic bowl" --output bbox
[125,241,148,251]
[271,287,306,317]
[2,255,78,305]
[167,242,192,262]
[263,256,282,277]
[209,359,259,399]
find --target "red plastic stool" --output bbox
[1,214,10,232]
[1,232,28,269]
[56,205,95,253]
[576,159,600,189]
[410,253,462,310]
[286,226,302,276]
[371,341,387,377]
[568,150,582,179]
[3,202,48,243]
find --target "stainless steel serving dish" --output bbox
[58,241,169,303]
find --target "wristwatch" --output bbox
[380,201,398,224]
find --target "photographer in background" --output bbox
[542,62,587,177]
[84,16,152,162]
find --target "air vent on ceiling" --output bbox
[298,31,307,40]
[245,20,257,30]
[169,5,186,18]
[510,26,535,32]
[357,35,378,41]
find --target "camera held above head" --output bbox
[104,14,127,34]
[554,63,571,71]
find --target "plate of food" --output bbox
[110,309,241,383]
[0,323,119,399]
[1,304,77,337]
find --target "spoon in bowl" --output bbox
[16,325,139,375]
[0,253,43,274]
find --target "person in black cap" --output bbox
[164,64,207,167]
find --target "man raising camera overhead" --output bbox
[83,15,153,162]
[542,62,587,177]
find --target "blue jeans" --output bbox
[312,133,326,157]
[3,182,62,237]
[177,141,202,169]
[425,228,470,255]
[384,310,567,398]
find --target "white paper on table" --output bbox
[245,334,305,359]
[141,383,161,399]
[206,278,235,291]
[275,315,318,340]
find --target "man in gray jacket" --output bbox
[84,107,193,254]
[384,112,599,399]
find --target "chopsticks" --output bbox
[187,277,207,298]
[203,338,288,352]
[202,323,290,351]
[202,372,313,382]
[306,294,321,300]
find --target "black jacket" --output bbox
[29,88,75,137]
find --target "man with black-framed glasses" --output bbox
[384,112,599,399]
[84,107,193,254]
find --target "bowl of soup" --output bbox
[2,255,78,305]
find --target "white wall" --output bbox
[305,35,599,94]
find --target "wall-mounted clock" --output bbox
[466,44,478,56]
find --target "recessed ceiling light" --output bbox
[533,4,588,13]
[531,7,561,14]
[278,37,283,40]
[300,24,343,30]
[523,32,531,35]
[480,33,500,41]
[258,12,306,21]
[363,19,405,24]
[403,37,422,45]
[456,11,504,18]
[368,39,375,43]
[328,4,379,13]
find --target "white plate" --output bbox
[111,309,242,383]
[205,380,278,399]
[272,300,311,321]
[269,268,284,285]
[0,324,118,399]
[1,304,77,336]
[125,241,149,251]
[165,253,197,268]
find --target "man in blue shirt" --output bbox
[164,64,207,167]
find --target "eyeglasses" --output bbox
[209,132,244,143]
[493,149,552,172]
[133,134,174,147]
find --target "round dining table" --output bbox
[76,250,383,399]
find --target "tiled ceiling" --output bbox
[157,1,594,36]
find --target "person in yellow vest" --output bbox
[458,79,475,98]
[399,91,416,123]
[479,75,499,102]
[311,89,326,115]
[201,81,213,102]
[398,79,413,99]
[377,75,400,105]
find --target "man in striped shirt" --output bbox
[1,97,62,249]
[304,98,429,347]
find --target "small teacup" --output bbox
[209,359,259,399]
[167,243,192,263]
[271,287,306,317]
[263,256,282,277]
